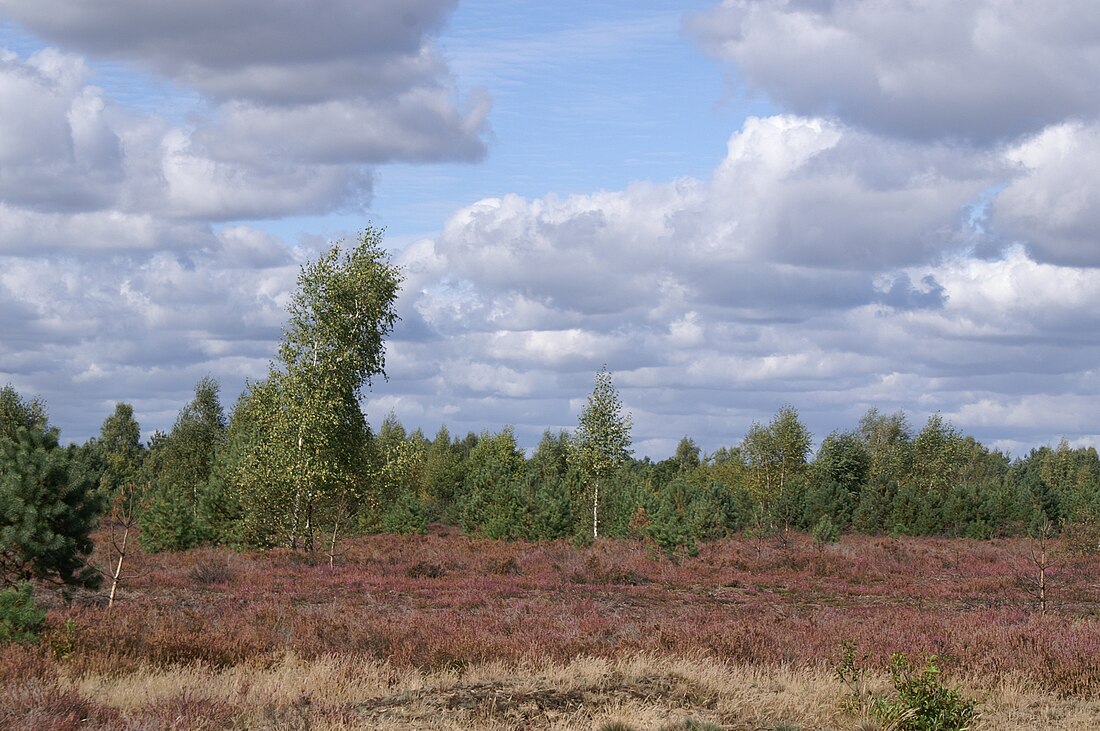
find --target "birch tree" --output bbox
[235,228,402,549]
[570,366,632,539]
[742,405,812,521]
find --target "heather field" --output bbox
[5,530,1100,730]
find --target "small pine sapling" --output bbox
[0,582,46,644]
[812,514,841,551]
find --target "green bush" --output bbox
[873,653,979,731]
[0,581,46,644]
[0,426,102,589]
[836,645,978,731]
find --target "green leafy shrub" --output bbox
[836,645,978,731]
[835,640,873,715]
[873,653,979,731]
[0,581,46,644]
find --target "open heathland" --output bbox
[4,530,1100,729]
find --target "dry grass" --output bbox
[66,653,1100,730]
[69,653,856,729]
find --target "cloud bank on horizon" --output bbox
[1,0,1099,458]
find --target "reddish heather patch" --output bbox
[40,531,1100,697]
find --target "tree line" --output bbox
[2,227,1100,591]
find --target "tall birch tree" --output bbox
[570,366,632,539]
[235,228,402,549]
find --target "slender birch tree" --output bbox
[570,366,632,539]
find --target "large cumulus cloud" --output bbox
[0,0,489,230]
[690,0,1100,144]
[993,123,1100,267]
[0,0,488,166]
[412,115,997,316]
[0,49,124,213]
[0,226,312,440]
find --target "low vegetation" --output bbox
[1,530,1098,729]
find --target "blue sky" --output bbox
[250,1,769,245]
[2,1,1100,458]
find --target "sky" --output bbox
[2,0,1100,459]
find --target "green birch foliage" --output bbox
[570,367,633,539]
[859,408,914,486]
[910,414,968,493]
[370,420,429,534]
[814,430,870,496]
[0,386,48,442]
[1033,439,1100,527]
[204,387,267,546]
[234,228,402,548]
[742,405,812,517]
[371,414,423,507]
[706,445,751,500]
[674,437,702,472]
[373,421,430,537]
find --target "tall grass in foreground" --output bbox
[5,646,1100,730]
